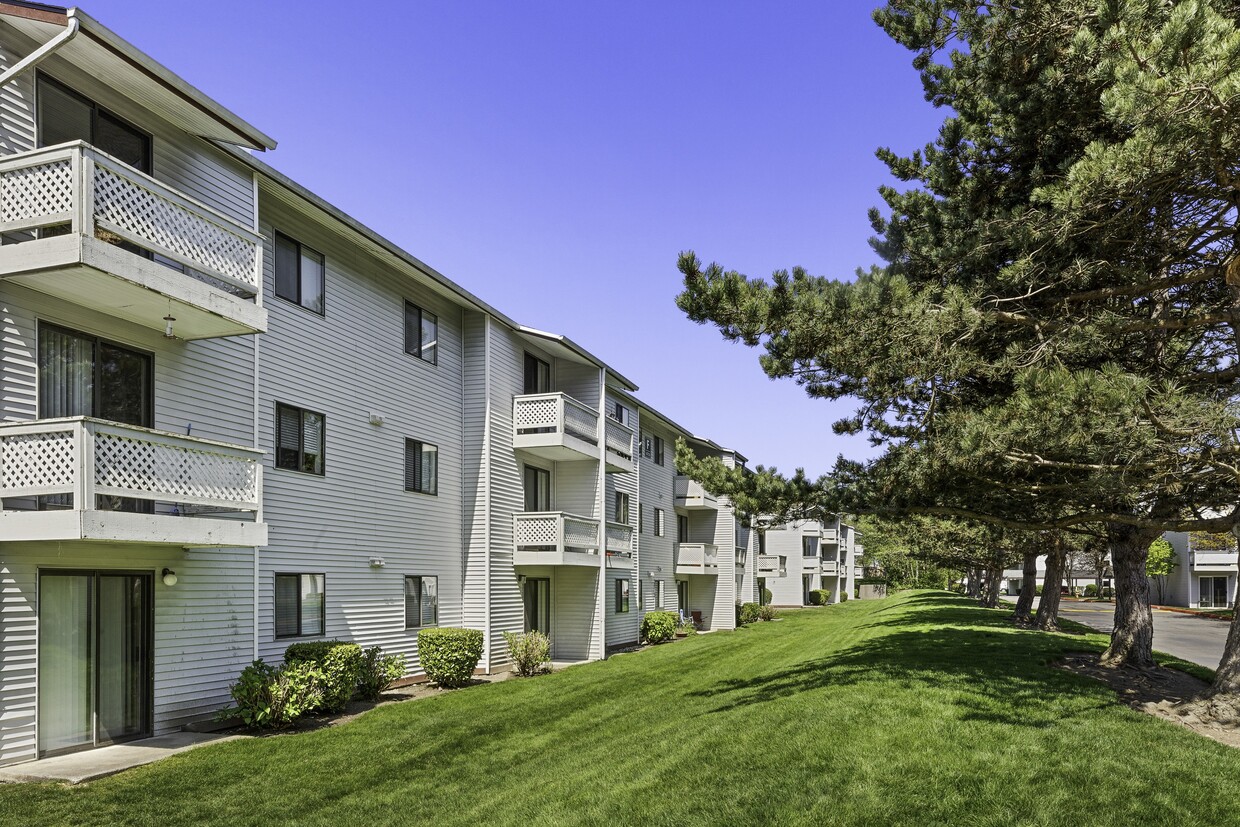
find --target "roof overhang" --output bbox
[0,3,276,150]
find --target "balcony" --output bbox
[1192,550,1238,571]
[514,511,626,568]
[675,543,719,576]
[513,393,600,463]
[822,527,839,543]
[0,417,266,547]
[0,142,266,339]
[821,560,840,576]
[853,566,863,578]
[757,554,781,575]
[603,416,635,473]
[674,476,718,510]
[801,555,821,571]
[605,521,634,568]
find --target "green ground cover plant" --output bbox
[6,592,1238,826]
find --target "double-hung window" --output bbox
[652,436,665,466]
[405,575,438,628]
[276,403,325,475]
[523,353,551,394]
[275,573,325,638]
[404,301,438,365]
[405,439,438,495]
[274,231,325,314]
[654,508,665,537]
[615,492,630,524]
[677,514,689,543]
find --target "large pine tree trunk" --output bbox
[1212,611,1240,694]
[1100,522,1160,668]
[966,568,981,599]
[1012,552,1038,624]
[1035,538,1065,631]
[979,564,1001,608]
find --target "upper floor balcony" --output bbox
[0,417,266,547]
[0,142,266,339]
[512,393,634,472]
[757,554,782,575]
[512,511,631,569]
[822,527,839,543]
[674,476,718,510]
[675,542,719,576]
[1192,550,1238,571]
[821,560,840,576]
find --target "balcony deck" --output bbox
[0,142,265,339]
[675,543,719,576]
[0,417,266,547]
[513,393,600,463]
[674,476,718,510]
[513,511,630,568]
[1192,550,1238,571]
[820,560,840,576]
[757,554,782,575]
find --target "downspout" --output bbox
[0,16,80,88]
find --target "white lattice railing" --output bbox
[674,475,718,508]
[605,521,634,555]
[0,417,263,514]
[513,511,599,554]
[603,416,634,461]
[513,393,599,444]
[757,554,781,574]
[821,560,840,576]
[676,543,719,571]
[0,141,263,298]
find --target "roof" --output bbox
[0,2,276,150]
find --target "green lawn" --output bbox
[4,591,1239,826]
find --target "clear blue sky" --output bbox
[95,1,942,477]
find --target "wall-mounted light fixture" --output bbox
[369,557,386,568]
[161,568,178,587]
[368,412,385,426]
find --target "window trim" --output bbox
[272,230,326,316]
[523,352,551,394]
[404,438,439,496]
[615,578,630,614]
[615,491,630,525]
[404,300,439,366]
[654,507,664,538]
[404,574,439,629]
[274,402,326,476]
[36,320,155,426]
[652,435,665,466]
[36,72,153,174]
[274,572,326,639]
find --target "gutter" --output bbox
[0,13,77,87]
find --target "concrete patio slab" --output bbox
[0,731,244,785]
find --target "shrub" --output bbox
[285,640,363,713]
[761,588,773,605]
[641,611,678,644]
[229,659,320,729]
[357,646,406,701]
[1084,584,1098,597]
[807,589,831,606]
[840,592,849,602]
[503,630,551,677]
[758,604,777,622]
[676,619,696,635]
[738,602,761,625]
[418,627,484,688]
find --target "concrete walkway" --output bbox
[0,732,242,784]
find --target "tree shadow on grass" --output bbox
[688,595,1114,727]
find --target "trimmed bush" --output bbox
[758,604,777,622]
[807,589,831,606]
[738,602,761,625]
[357,646,406,701]
[1083,583,1098,597]
[641,611,678,644]
[840,592,849,602]
[230,659,320,729]
[761,588,773,606]
[503,630,551,677]
[418,627,484,688]
[285,640,363,713]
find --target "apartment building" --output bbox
[1156,532,1238,609]
[763,516,859,606]
[0,3,799,767]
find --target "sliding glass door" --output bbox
[38,571,152,756]
[523,578,551,636]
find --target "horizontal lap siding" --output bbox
[0,543,253,767]
[461,312,489,655]
[0,31,35,154]
[488,329,529,662]
[605,399,640,648]
[764,523,809,606]
[553,566,598,662]
[256,202,465,675]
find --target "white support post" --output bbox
[74,421,95,511]
[79,150,95,240]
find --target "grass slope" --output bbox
[4,591,1238,826]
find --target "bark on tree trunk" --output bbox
[1100,522,1160,669]
[1211,606,1240,695]
[1035,537,1065,631]
[966,568,980,599]
[1012,551,1038,624]
[979,564,1002,608]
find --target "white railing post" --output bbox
[79,149,95,241]
[75,420,95,511]
[557,512,566,556]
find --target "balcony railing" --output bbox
[605,520,634,555]
[676,542,719,575]
[1192,550,1238,569]
[603,416,635,472]
[674,476,718,510]
[757,554,781,574]
[822,527,839,543]
[0,142,263,298]
[821,560,840,576]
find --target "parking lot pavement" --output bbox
[1004,597,1230,669]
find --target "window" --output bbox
[38,322,152,427]
[38,74,151,173]
[638,502,644,534]
[615,579,630,613]
[405,439,438,495]
[758,533,767,555]
[276,403,325,475]
[615,492,630,524]
[677,514,689,543]
[404,301,438,364]
[653,436,665,466]
[656,580,665,609]
[275,573,324,638]
[803,536,819,557]
[274,231,325,314]
[654,508,665,537]
[405,575,438,628]
[524,465,551,511]
[612,401,629,425]
[523,353,551,394]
